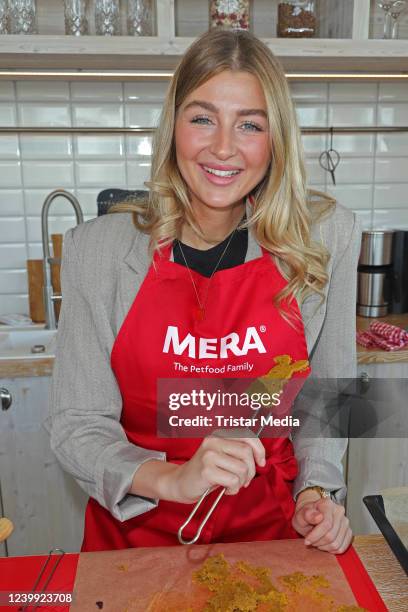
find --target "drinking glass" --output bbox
[390,0,407,38]
[9,0,37,34]
[378,0,407,38]
[63,0,89,36]
[0,0,9,34]
[95,0,120,36]
[127,0,153,36]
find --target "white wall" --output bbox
[0,78,407,315]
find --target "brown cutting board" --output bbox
[26,259,45,323]
[71,539,359,611]
[51,233,63,320]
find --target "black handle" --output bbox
[0,388,12,411]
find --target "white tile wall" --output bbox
[18,103,71,127]
[0,79,407,315]
[72,104,124,127]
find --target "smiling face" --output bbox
[174,70,272,215]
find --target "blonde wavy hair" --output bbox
[109,28,335,307]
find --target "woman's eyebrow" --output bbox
[183,99,267,118]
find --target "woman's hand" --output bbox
[167,433,266,504]
[292,489,353,554]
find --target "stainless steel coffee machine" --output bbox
[357,229,408,317]
[357,230,394,317]
[391,230,408,314]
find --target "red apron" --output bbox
[81,229,310,552]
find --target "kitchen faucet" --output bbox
[41,189,84,330]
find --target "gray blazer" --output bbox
[46,200,362,522]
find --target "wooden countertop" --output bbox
[357,314,408,365]
[354,534,408,611]
[0,357,53,378]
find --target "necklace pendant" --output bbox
[195,306,205,321]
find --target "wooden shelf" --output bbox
[0,35,407,74]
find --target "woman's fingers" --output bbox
[189,434,266,497]
[217,440,257,485]
[239,435,266,467]
[316,518,352,554]
[302,500,353,555]
[203,449,250,489]
[202,464,243,495]
[304,499,337,545]
[293,505,323,533]
[209,430,266,468]
[312,509,343,548]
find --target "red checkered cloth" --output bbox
[356,321,408,351]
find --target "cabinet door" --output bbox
[346,363,408,534]
[0,377,87,556]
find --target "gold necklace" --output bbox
[177,228,237,322]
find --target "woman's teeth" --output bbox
[202,165,241,177]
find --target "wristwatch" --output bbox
[307,485,333,500]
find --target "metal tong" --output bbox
[177,357,309,545]
[22,548,65,611]
[177,419,265,545]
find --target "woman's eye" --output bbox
[190,116,212,125]
[241,121,263,132]
[190,116,263,132]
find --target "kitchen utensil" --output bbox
[51,234,63,321]
[27,259,45,323]
[177,411,266,546]
[363,495,408,575]
[319,127,340,186]
[63,0,89,36]
[20,549,66,611]
[178,357,309,545]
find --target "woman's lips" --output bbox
[198,163,242,186]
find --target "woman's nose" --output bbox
[209,126,237,159]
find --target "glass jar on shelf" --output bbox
[127,0,154,36]
[95,0,120,36]
[10,0,37,34]
[63,0,89,36]
[277,0,317,38]
[209,1,251,31]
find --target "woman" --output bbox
[48,29,361,554]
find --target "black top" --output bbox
[173,220,248,277]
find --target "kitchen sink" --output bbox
[0,326,57,360]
